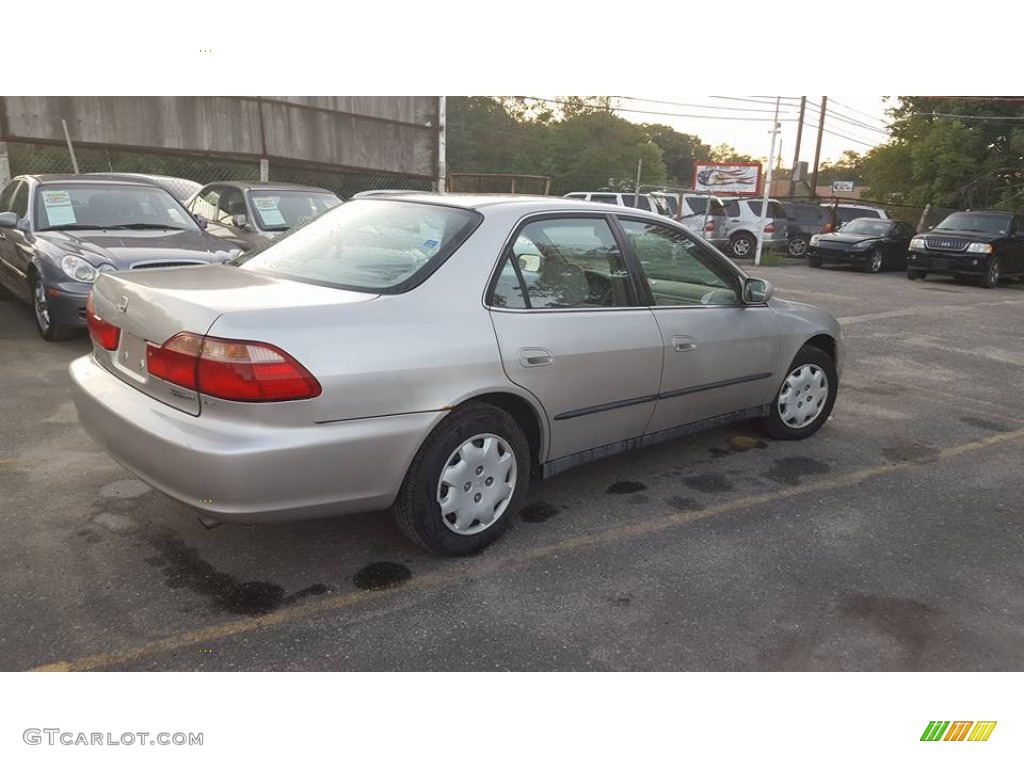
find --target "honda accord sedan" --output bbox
[0,175,238,340]
[70,195,843,555]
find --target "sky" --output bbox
[608,96,894,166]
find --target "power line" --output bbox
[829,99,890,126]
[518,96,800,122]
[611,96,782,114]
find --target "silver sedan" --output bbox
[70,195,842,555]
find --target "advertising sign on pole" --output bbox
[692,162,762,194]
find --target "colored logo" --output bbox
[921,721,997,742]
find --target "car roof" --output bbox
[200,180,336,194]
[349,193,677,216]
[20,173,161,188]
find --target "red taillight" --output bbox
[704,221,716,233]
[146,332,203,390]
[147,333,321,402]
[86,293,121,351]
[764,223,775,233]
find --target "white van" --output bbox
[563,191,671,217]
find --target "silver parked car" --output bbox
[70,195,842,555]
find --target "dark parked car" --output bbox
[0,174,237,340]
[185,181,342,251]
[783,201,830,257]
[808,218,915,273]
[87,173,202,204]
[907,210,1024,288]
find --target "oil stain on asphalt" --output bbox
[762,457,831,486]
[606,480,647,494]
[960,416,1014,433]
[667,496,704,512]
[147,530,329,616]
[519,501,561,523]
[882,442,941,465]
[353,562,412,591]
[683,472,734,493]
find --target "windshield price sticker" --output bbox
[41,189,77,226]
[251,196,285,226]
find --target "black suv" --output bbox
[907,210,1024,288]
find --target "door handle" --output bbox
[518,347,554,367]
[672,335,696,352]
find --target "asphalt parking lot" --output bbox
[2,265,1023,671]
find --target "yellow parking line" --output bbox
[30,427,1024,672]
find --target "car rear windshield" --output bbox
[233,200,482,293]
[246,190,341,231]
[933,212,1012,235]
[841,218,893,236]
[685,196,726,216]
[746,201,787,218]
[34,184,198,231]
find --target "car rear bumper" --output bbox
[907,251,988,275]
[69,354,445,522]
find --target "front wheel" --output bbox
[762,345,837,440]
[907,269,926,281]
[394,403,529,556]
[730,233,755,259]
[807,255,823,268]
[863,248,884,274]
[979,256,1000,289]
[31,271,73,341]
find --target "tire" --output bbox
[30,271,73,342]
[863,248,884,274]
[807,255,823,268]
[762,345,837,441]
[787,235,809,258]
[979,256,1000,289]
[730,233,755,259]
[394,403,529,556]
[907,269,926,281]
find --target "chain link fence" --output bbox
[4,141,434,198]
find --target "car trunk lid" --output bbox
[89,264,377,415]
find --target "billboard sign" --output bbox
[832,180,855,193]
[693,162,762,194]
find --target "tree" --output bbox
[640,124,711,187]
[709,144,754,163]
[863,97,1024,209]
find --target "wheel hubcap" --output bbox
[870,252,882,272]
[33,279,50,332]
[734,239,751,257]
[990,261,999,283]
[777,364,829,429]
[790,238,807,256]
[437,433,516,535]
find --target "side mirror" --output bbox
[192,213,208,230]
[743,277,773,304]
[231,213,249,230]
[0,211,19,228]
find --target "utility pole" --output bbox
[754,97,781,267]
[810,96,827,197]
[789,96,806,196]
[436,96,447,193]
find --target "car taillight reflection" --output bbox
[147,332,321,402]
[86,293,121,351]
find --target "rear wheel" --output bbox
[787,235,809,258]
[979,256,1000,289]
[730,233,755,259]
[763,345,837,440]
[394,403,529,556]
[31,271,72,342]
